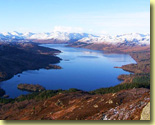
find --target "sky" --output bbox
[0,0,150,35]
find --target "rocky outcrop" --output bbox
[100,88,150,120]
[2,95,9,98]
[101,96,150,120]
[140,102,150,120]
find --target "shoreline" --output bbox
[0,43,150,120]
[0,42,62,97]
[0,42,150,98]
[1,43,142,98]
[66,43,150,83]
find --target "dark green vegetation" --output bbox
[0,88,81,104]
[90,74,150,95]
[0,42,61,82]
[132,73,150,85]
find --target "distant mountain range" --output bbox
[0,31,150,46]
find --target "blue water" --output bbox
[0,44,136,98]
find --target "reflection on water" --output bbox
[103,54,134,62]
[77,56,99,58]
[0,44,136,98]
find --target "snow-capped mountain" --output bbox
[0,31,23,40]
[0,31,95,42]
[0,31,150,46]
[77,33,150,46]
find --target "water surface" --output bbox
[0,44,136,98]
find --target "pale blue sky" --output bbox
[0,0,150,35]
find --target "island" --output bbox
[17,83,46,92]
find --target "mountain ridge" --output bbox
[0,31,150,46]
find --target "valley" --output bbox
[0,0,150,121]
[0,31,150,120]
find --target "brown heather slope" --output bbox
[0,88,150,120]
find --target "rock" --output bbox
[102,114,108,120]
[45,64,62,70]
[140,102,150,120]
[100,98,104,101]
[106,99,113,104]
[55,99,64,107]
[93,104,98,108]
[3,94,9,98]
[114,66,121,68]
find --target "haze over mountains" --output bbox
[0,31,150,46]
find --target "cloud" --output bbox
[53,26,83,33]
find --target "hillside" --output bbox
[0,42,61,82]
[0,88,150,120]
